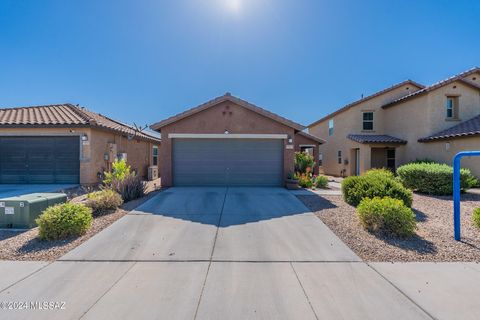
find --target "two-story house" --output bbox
[308,67,480,177]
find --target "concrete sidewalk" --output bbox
[1,261,479,319]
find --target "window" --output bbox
[338,150,342,164]
[362,112,374,131]
[328,119,334,136]
[319,153,323,166]
[446,96,458,119]
[152,146,159,166]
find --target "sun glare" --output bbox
[225,0,241,12]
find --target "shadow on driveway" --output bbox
[132,187,315,227]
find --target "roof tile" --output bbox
[347,134,407,144]
[419,115,480,142]
[0,104,161,143]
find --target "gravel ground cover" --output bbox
[298,192,480,262]
[0,189,164,261]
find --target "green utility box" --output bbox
[0,193,67,229]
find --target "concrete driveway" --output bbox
[61,187,359,262]
[1,187,477,319]
[0,184,77,198]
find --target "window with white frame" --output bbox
[446,96,459,119]
[319,153,323,166]
[328,119,334,136]
[362,111,373,131]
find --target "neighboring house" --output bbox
[0,104,161,185]
[150,93,324,187]
[308,67,480,177]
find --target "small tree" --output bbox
[103,159,131,185]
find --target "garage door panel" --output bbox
[173,139,283,186]
[0,136,80,184]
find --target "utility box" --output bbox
[0,193,67,229]
[148,166,158,181]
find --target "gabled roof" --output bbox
[298,130,325,144]
[347,134,407,144]
[307,80,425,128]
[0,104,161,143]
[382,67,480,109]
[150,93,305,131]
[418,114,480,142]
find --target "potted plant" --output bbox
[285,172,299,190]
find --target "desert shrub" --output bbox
[342,173,412,207]
[295,152,315,174]
[111,174,146,202]
[103,159,131,185]
[363,168,395,180]
[357,197,416,237]
[86,189,123,214]
[36,203,93,240]
[397,162,477,195]
[298,173,313,188]
[410,158,436,164]
[473,208,480,229]
[313,175,329,188]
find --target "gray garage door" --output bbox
[0,136,80,184]
[173,138,284,186]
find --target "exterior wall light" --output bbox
[81,134,88,141]
[225,130,229,134]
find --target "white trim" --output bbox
[168,133,288,139]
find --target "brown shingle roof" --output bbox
[347,134,407,144]
[418,115,480,142]
[382,67,480,109]
[150,93,305,131]
[307,80,425,128]
[0,104,161,143]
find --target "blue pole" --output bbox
[452,151,480,241]
[453,154,461,241]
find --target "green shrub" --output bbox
[410,158,436,164]
[86,189,123,214]
[295,152,315,174]
[103,159,131,185]
[357,197,416,237]
[111,174,146,202]
[313,175,329,188]
[298,173,313,188]
[36,203,93,240]
[397,162,477,195]
[363,168,395,180]
[342,173,412,207]
[473,208,480,229]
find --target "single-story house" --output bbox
[150,93,324,187]
[0,104,161,185]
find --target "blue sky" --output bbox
[0,0,479,127]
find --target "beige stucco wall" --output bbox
[309,71,480,177]
[418,137,480,177]
[157,100,319,187]
[309,83,419,176]
[384,78,480,171]
[0,127,159,185]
